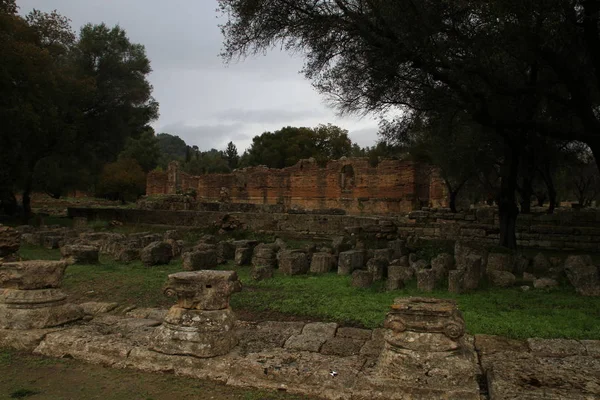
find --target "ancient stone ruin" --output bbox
[0,260,83,329]
[151,270,242,357]
[361,297,479,399]
[146,159,447,214]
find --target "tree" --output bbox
[312,124,352,161]
[398,112,498,213]
[244,124,352,168]
[0,5,159,216]
[119,127,160,172]
[0,5,93,217]
[156,133,187,168]
[74,23,159,173]
[217,0,582,248]
[225,141,239,170]
[96,158,146,203]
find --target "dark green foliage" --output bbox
[0,6,158,215]
[242,124,352,168]
[156,133,188,168]
[96,158,146,203]
[119,127,161,172]
[225,141,239,170]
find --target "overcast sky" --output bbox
[17,0,381,152]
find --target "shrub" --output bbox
[96,158,146,203]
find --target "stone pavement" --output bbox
[0,307,598,399]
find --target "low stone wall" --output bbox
[67,207,396,238]
[68,207,600,252]
[401,208,600,252]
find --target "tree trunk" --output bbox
[519,178,533,214]
[22,185,32,224]
[535,193,545,207]
[0,191,17,215]
[589,140,600,176]
[449,191,458,213]
[498,141,520,249]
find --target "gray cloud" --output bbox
[159,122,248,151]
[212,108,328,124]
[17,0,382,151]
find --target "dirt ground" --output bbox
[0,350,314,400]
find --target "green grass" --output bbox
[225,267,600,339]
[17,245,600,340]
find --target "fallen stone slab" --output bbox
[80,302,119,315]
[0,328,54,351]
[61,244,99,264]
[484,350,600,400]
[34,327,134,367]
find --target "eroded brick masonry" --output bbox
[147,159,447,215]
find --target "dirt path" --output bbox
[0,350,314,400]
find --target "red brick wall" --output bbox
[146,159,447,214]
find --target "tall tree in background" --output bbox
[0,2,159,214]
[218,0,600,248]
[243,125,352,168]
[225,141,239,170]
[118,127,161,172]
[74,23,159,172]
[156,133,188,168]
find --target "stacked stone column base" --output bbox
[151,306,238,357]
[151,270,242,358]
[0,261,83,330]
[357,297,480,399]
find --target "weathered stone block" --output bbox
[463,255,482,290]
[352,270,373,288]
[251,265,273,281]
[234,247,252,266]
[388,264,413,283]
[309,252,334,274]
[455,241,488,274]
[373,248,394,262]
[116,245,140,263]
[320,337,364,357]
[486,252,514,274]
[431,253,453,280]
[488,270,516,287]
[151,306,238,358]
[0,260,68,290]
[0,226,20,257]
[336,327,372,341]
[416,269,436,292]
[216,241,236,261]
[252,244,278,268]
[533,277,558,289]
[163,270,242,310]
[182,250,218,271]
[387,239,406,259]
[448,270,465,294]
[367,257,387,281]
[384,278,404,291]
[331,236,352,255]
[533,252,551,274]
[140,241,173,267]
[565,258,600,296]
[337,250,364,275]
[278,251,309,275]
[60,245,99,264]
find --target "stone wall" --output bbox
[146,158,447,215]
[400,208,600,251]
[68,206,600,252]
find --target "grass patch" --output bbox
[17,244,600,340]
[226,266,600,339]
